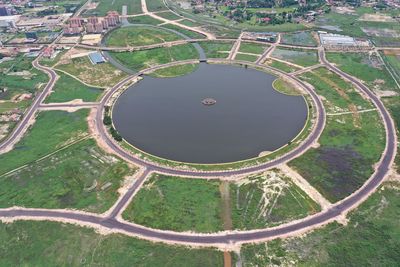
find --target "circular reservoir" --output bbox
[112,64,308,164]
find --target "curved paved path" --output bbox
[0,49,396,249]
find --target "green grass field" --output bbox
[264,59,300,73]
[273,78,302,95]
[234,53,259,62]
[0,56,48,101]
[381,53,400,86]
[326,52,398,93]
[198,41,233,59]
[87,0,142,16]
[300,68,374,113]
[272,48,319,67]
[106,26,182,47]
[281,31,318,47]
[146,0,168,12]
[127,15,163,25]
[149,63,198,78]
[155,11,182,20]
[231,170,320,230]
[0,110,89,175]
[110,44,198,71]
[56,56,127,88]
[162,24,206,39]
[382,96,400,169]
[0,138,135,212]
[0,221,223,266]
[240,182,400,266]
[238,42,267,54]
[45,72,102,103]
[289,111,385,202]
[123,174,223,232]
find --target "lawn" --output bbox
[86,0,142,16]
[56,56,127,88]
[235,53,259,62]
[273,78,302,96]
[162,24,206,39]
[240,182,400,266]
[122,174,223,232]
[106,26,182,47]
[382,96,400,169]
[149,63,198,78]
[300,68,374,113]
[238,42,267,54]
[281,31,318,47]
[0,138,135,212]
[264,59,300,73]
[272,48,319,67]
[0,221,223,266]
[289,111,385,202]
[146,0,168,12]
[0,56,48,101]
[198,41,233,59]
[231,170,320,230]
[45,72,102,103]
[0,110,89,175]
[326,52,398,93]
[155,11,182,20]
[381,53,400,85]
[109,44,198,71]
[127,15,163,25]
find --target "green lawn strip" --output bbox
[289,111,385,202]
[178,19,203,27]
[299,68,373,113]
[382,96,400,169]
[273,78,302,96]
[264,59,300,73]
[0,56,48,100]
[109,44,199,71]
[326,52,398,93]
[0,221,223,266]
[122,174,223,232]
[155,11,182,20]
[106,26,182,47]
[281,31,318,47]
[56,56,127,88]
[231,170,320,230]
[0,138,135,212]
[87,0,142,16]
[272,48,318,67]
[162,23,206,39]
[0,110,89,175]
[235,53,259,62]
[240,182,400,266]
[45,72,102,103]
[127,15,163,25]
[149,63,198,78]
[198,41,233,59]
[146,0,168,12]
[0,99,30,113]
[381,53,400,84]
[238,42,266,54]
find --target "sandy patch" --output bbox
[359,13,396,22]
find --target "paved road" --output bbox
[0,51,396,248]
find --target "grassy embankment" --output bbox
[149,64,199,78]
[0,110,135,212]
[288,68,385,202]
[106,26,182,47]
[264,59,300,73]
[198,41,234,59]
[0,221,223,266]
[45,72,102,103]
[109,44,199,71]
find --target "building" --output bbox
[42,46,54,58]
[88,52,106,64]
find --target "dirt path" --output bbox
[220,181,233,266]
